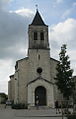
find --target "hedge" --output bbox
[12,103,28,109]
[68,114,76,119]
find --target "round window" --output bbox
[37,67,42,74]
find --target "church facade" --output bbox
[8,10,62,108]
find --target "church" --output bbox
[8,10,62,108]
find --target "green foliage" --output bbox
[55,44,74,99]
[0,93,8,104]
[68,114,76,119]
[12,103,28,109]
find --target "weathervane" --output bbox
[35,4,38,11]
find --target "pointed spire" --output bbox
[31,10,46,26]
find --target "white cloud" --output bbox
[50,18,76,44]
[10,8,34,17]
[0,9,32,59]
[0,5,34,94]
[0,0,11,9]
[0,59,14,94]
[49,18,76,75]
[53,0,63,8]
[56,0,63,4]
[73,2,76,7]
[0,0,11,4]
[62,3,76,19]
[62,9,72,19]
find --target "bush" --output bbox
[68,114,76,119]
[12,103,28,109]
[1,101,6,104]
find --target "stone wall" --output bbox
[28,79,54,108]
[14,58,29,104]
[8,75,15,101]
[28,49,51,82]
[28,25,49,49]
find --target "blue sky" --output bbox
[0,0,76,94]
[7,0,76,24]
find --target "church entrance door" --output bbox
[35,86,46,106]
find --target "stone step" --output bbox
[0,104,11,109]
[29,106,50,110]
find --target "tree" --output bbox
[55,44,74,100]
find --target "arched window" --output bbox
[34,32,37,40]
[40,32,44,40]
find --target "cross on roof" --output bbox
[35,4,38,11]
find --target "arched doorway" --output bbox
[35,86,46,106]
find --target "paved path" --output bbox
[0,106,67,119]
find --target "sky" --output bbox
[0,0,76,94]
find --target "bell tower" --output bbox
[28,10,49,49]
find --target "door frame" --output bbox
[35,86,47,106]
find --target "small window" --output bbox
[37,67,42,74]
[40,32,44,40]
[38,55,40,60]
[34,32,37,40]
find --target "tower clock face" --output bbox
[37,67,42,74]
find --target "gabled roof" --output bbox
[9,74,14,78]
[26,76,53,87]
[31,10,47,26]
[50,57,59,62]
